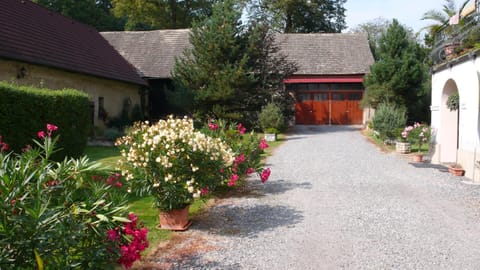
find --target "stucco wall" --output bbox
[431,55,480,180]
[0,58,142,128]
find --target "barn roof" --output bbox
[101,30,374,79]
[0,0,146,86]
[275,33,374,76]
[101,29,191,79]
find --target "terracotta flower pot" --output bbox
[158,205,192,231]
[412,154,423,162]
[448,166,465,176]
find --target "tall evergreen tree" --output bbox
[363,19,429,121]
[249,0,346,33]
[173,0,297,125]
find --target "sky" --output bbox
[344,0,465,33]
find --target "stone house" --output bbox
[102,30,374,124]
[0,0,147,128]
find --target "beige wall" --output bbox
[0,58,142,128]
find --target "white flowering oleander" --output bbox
[116,116,235,206]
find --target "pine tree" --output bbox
[363,19,429,121]
[173,1,297,126]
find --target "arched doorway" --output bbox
[439,79,459,163]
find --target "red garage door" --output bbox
[295,91,363,125]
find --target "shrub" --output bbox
[0,81,90,158]
[258,103,285,132]
[202,119,272,186]
[116,116,236,211]
[372,103,407,140]
[0,124,147,269]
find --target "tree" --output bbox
[32,0,123,31]
[111,0,217,30]
[350,18,391,59]
[363,19,429,121]
[173,0,297,126]
[249,0,347,33]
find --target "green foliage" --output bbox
[32,0,124,31]
[372,103,407,140]
[173,0,255,123]
[201,119,271,184]
[446,91,460,111]
[173,0,297,127]
[258,103,285,132]
[405,123,432,153]
[111,0,216,30]
[250,0,347,33]
[0,134,146,269]
[362,20,429,122]
[0,81,90,158]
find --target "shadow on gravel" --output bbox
[193,204,303,238]
[409,162,449,173]
[262,179,312,195]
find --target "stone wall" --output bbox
[0,58,142,128]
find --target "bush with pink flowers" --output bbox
[0,124,147,269]
[202,119,272,187]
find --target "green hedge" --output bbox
[0,81,90,158]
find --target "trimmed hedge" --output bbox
[0,81,90,158]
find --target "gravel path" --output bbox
[145,125,480,270]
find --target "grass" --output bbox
[84,146,120,168]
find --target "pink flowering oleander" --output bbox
[261,168,271,183]
[259,139,269,150]
[228,174,239,186]
[237,123,246,134]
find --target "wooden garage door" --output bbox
[295,91,363,125]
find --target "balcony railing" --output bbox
[430,9,480,66]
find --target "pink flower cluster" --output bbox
[208,122,219,131]
[0,136,9,152]
[38,123,58,139]
[237,123,246,135]
[108,213,149,269]
[261,168,271,183]
[92,173,124,188]
[259,139,269,150]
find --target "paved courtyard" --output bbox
[146,126,480,269]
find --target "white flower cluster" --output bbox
[116,116,234,196]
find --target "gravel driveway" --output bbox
[144,125,480,270]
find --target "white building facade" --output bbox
[431,51,480,181]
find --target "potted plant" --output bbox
[396,126,412,154]
[258,103,285,142]
[116,116,235,230]
[406,123,431,162]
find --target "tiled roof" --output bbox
[275,33,374,75]
[101,29,191,79]
[0,0,146,85]
[101,30,374,79]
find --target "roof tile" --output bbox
[0,0,146,85]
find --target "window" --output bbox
[313,93,328,101]
[332,93,345,100]
[98,97,107,121]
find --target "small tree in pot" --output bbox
[258,103,285,141]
